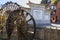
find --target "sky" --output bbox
[0,0,42,7]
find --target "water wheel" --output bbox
[1,1,36,40]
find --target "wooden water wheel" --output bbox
[1,1,36,40]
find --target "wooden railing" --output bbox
[39,26,60,40]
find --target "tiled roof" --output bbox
[27,1,41,5]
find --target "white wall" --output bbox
[29,4,51,26]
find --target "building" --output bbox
[22,1,51,27]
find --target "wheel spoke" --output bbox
[25,13,29,18]
[26,18,32,23]
[20,31,28,40]
[17,27,28,40]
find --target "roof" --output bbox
[27,1,41,5]
[27,0,47,6]
[20,5,30,9]
[21,0,42,8]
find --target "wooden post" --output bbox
[48,27,51,40]
[55,27,58,40]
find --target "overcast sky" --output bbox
[0,0,42,7]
